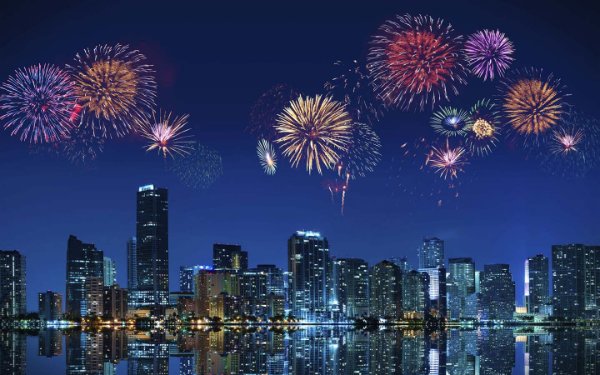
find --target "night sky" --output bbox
[1,0,599,312]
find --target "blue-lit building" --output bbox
[480,264,515,321]
[335,258,370,318]
[525,254,550,314]
[418,237,447,318]
[126,237,137,292]
[66,235,103,318]
[447,258,475,320]
[370,260,402,319]
[179,265,212,293]
[0,250,26,318]
[39,291,62,321]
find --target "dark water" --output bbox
[1,327,599,374]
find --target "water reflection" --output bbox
[1,327,600,374]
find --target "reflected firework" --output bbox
[0,64,76,143]
[464,29,515,81]
[248,84,299,140]
[430,107,471,137]
[171,142,223,189]
[257,139,277,175]
[275,95,352,174]
[62,123,105,165]
[337,122,382,179]
[324,60,384,125]
[67,44,157,138]
[465,99,501,156]
[140,111,194,158]
[499,68,566,137]
[367,14,467,111]
[426,139,468,179]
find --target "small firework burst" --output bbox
[499,68,567,137]
[257,138,277,175]
[337,122,382,179]
[275,95,353,174]
[367,14,468,111]
[0,64,76,143]
[248,84,299,140]
[140,111,194,158]
[324,60,384,125]
[426,139,468,179]
[62,123,105,165]
[171,142,223,189]
[464,29,515,81]
[550,127,583,155]
[430,106,471,137]
[67,44,157,138]
[465,99,501,156]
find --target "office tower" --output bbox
[480,264,515,320]
[39,291,62,321]
[525,254,550,314]
[132,184,169,313]
[419,267,447,318]
[103,257,116,287]
[126,237,137,291]
[388,257,410,271]
[0,250,26,317]
[402,270,429,319]
[66,235,103,317]
[255,264,285,296]
[447,258,475,320]
[179,265,213,293]
[84,276,104,316]
[419,237,444,269]
[369,260,402,319]
[335,258,369,318]
[287,231,333,321]
[552,244,585,319]
[103,285,128,319]
[583,246,600,318]
[213,244,248,271]
[38,329,63,357]
[239,269,268,316]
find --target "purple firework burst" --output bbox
[464,29,515,81]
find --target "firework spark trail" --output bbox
[430,106,471,137]
[337,122,382,179]
[248,84,299,140]
[257,139,278,175]
[0,64,76,143]
[464,29,515,81]
[140,111,194,158]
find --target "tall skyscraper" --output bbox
[66,235,103,317]
[369,260,402,319]
[132,184,169,313]
[402,270,429,319]
[39,291,62,321]
[447,258,475,320]
[0,250,26,318]
[525,254,549,314]
[552,244,585,319]
[103,257,116,287]
[583,246,600,319]
[213,244,248,271]
[335,258,370,318]
[480,264,515,320]
[126,237,137,291]
[287,231,332,321]
[418,237,447,318]
[419,237,444,269]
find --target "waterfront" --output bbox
[2,326,599,374]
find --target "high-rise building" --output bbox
[287,231,333,321]
[194,270,239,318]
[39,291,62,321]
[0,250,26,318]
[66,235,103,318]
[132,184,169,313]
[126,237,137,291]
[213,244,248,271]
[402,270,429,319]
[179,265,213,293]
[369,260,402,319]
[103,285,128,320]
[419,267,447,318]
[480,264,515,320]
[447,258,475,320]
[85,276,104,316]
[335,258,369,318]
[525,254,550,314]
[583,246,600,319]
[419,237,444,269]
[103,257,116,287]
[388,257,410,272]
[255,264,285,296]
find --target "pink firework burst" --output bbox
[464,29,515,81]
[141,111,194,158]
[551,127,583,154]
[426,140,468,179]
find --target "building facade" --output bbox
[447,258,475,320]
[525,254,550,314]
[39,291,62,321]
[0,250,26,318]
[66,235,103,317]
[335,258,369,318]
[402,270,429,319]
[103,285,128,320]
[213,244,248,271]
[103,257,116,287]
[419,237,444,269]
[126,237,137,291]
[369,260,402,319]
[480,264,515,320]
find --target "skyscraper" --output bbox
[103,285,128,319]
[335,258,370,318]
[126,237,137,291]
[525,254,549,314]
[447,258,475,320]
[132,184,169,313]
[369,260,402,319]
[255,264,285,296]
[213,244,248,271]
[287,230,332,321]
[552,244,585,319]
[419,237,444,269]
[179,265,213,293]
[66,235,103,317]
[583,246,600,319]
[103,257,116,287]
[39,291,62,321]
[480,264,515,320]
[418,237,447,318]
[0,250,26,318]
[402,270,429,319]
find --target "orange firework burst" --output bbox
[426,140,468,179]
[500,68,566,136]
[275,95,352,174]
[141,111,194,158]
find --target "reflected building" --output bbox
[0,332,26,375]
[525,334,551,375]
[38,329,63,357]
[127,333,169,375]
[66,235,103,318]
[402,330,428,375]
[66,331,104,375]
[369,329,403,374]
[479,329,515,375]
[447,329,478,375]
[0,250,26,318]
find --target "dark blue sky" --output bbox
[1,0,599,311]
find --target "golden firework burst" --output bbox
[472,118,494,139]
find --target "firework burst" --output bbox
[62,123,105,165]
[426,139,468,179]
[464,29,515,81]
[257,138,277,175]
[0,64,76,143]
[275,95,352,174]
[465,99,501,156]
[248,84,299,140]
[67,44,157,138]
[499,68,567,137]
[430,106,471,137]
[324,60,384,125]
[337,122,382,179]
[140,111,194,158]
[170,142,223,189]
[550,127,583,155]
[367,14,468,111]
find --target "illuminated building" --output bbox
[66,235,103,318]
[213,244,248,271]
[0,250,26,318]
[126,237,137,292]
[480,264,515,320]
[402,270,429,319]
[525,254,549,314]
[39,291,62,321]
[447,258,475,320]
[103,285,128,319]
[103,257,116,287]
[369,260,402,319]
[335,258,370,318]
[179,265,212,293]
